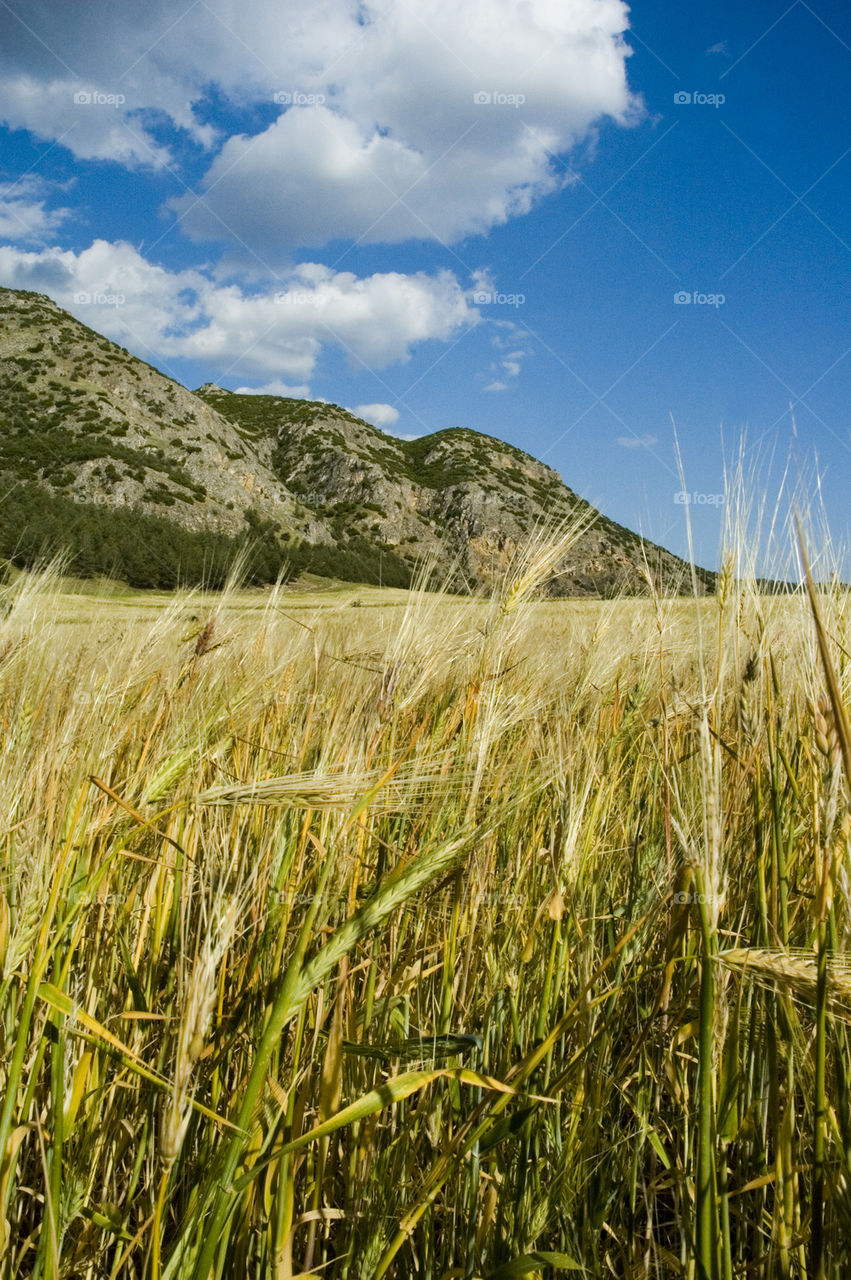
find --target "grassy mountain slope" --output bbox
[197,385,710,594]
[0,286,712,592]
[0,288,317,532]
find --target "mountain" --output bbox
[0,286,712,593]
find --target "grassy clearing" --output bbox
[0,533,850,1278]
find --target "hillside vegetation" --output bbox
[0,287,712,594]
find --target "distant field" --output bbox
[28,575,419,625]
[1,553,850,1278]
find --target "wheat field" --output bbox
[1,529,850,1278]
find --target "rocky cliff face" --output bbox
[0,286,711,594]
[198,388,703,594]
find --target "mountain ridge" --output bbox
[0,286,712,594]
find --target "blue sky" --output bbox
[0,0,849,573]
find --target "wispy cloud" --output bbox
[481,319,532,391]
[235,379,311,396]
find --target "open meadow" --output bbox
[1,548,851,1278]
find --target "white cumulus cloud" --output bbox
[0,177,70,242]
[352,402,400,428]
[0,0,638,248]
[173,0,639,252]
[0,238,479,382]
